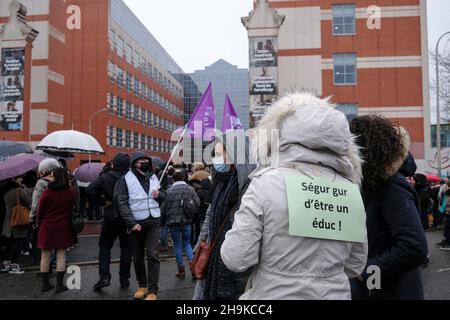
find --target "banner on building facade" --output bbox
[250,67,278,95]
[249,36,279,127]
[0,48,25,131]
[250,37,278,68]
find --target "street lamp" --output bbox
[88,108,108,162]
[436,31,450,178]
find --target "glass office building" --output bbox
[172,73,202,125]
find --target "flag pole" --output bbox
[158,125,188,184]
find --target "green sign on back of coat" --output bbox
[285,175,366,243]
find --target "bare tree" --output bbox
[430,50,450,122]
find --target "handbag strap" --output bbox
[209,179,252,250]
[69,188,79,216]
[16,188,20,205]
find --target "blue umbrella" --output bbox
[0,154,46,181]
[0,141,33,161]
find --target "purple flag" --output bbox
[179,82,216,140]
[221,94,243,132]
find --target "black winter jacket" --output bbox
[196,178,211,222]
[351,172,428,300]
[87,169,126,223]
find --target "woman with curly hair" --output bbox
[349,115,428,300]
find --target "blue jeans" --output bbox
[160,225,169,247]
[170,225,193,268]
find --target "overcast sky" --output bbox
[124,0,450,73]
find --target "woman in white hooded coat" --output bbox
[221,92,368,300]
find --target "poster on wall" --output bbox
[250,37,278,68]
[248,35,279,128]
[250,67,278,96]
[1,75,24,101]
[0,101,23,131]
[0,48,25,131]
[1,48,25,76]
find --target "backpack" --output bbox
[181,187,198,219]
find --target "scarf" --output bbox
[201,170,239,300]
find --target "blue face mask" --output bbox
[213,156,231,173]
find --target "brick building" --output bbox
[245,0,430,169]
[0,0,185,165]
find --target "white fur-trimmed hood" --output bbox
[253,92,363,185]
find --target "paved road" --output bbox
[1,230,449,300]
[0,258,195,300]
[421,229,450,300]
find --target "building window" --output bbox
[108,61,115,82]
[133,132,139,149]
[141,108,146,124]
[133,50,140,68]
[125,130,131,148]
[134,79,140,96]
[147,111,151,126]
[141,134,147,150]
[117,97,124,117]
[108,30,115,51]
[149,90,154,103]
[146,136,153,151]
[126,73,132,92]
[140,56,146,74]
[148,63,153,79]
[117,67,124,87]
[126,44,132,64]
[332,4,356,35]
[107,93,115,114]
[336,104,358,122]
[149,136,154,151]
[116,36,124,57]
[126,101,132,120]
[134,105,139,122]
[107,126,113,146]
[431,124,450,148]
[116,128,123,147]
[333,53,357,85]
[147,87,152,103]
[141,83,146,100]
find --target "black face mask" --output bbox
[139,163,151,173]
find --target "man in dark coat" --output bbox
[114,151,166,300]
[87,154,132,291]
[414,174,432,230]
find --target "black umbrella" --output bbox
[0,141,33,161]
